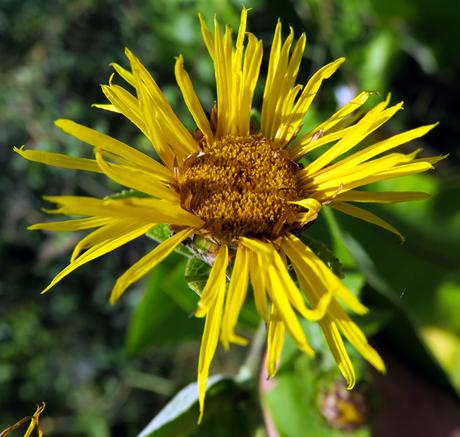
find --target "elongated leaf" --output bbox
[341,231,460,399]
[137,376,260,437]
[138,375,225,437]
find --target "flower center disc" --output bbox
[177,135,301,242]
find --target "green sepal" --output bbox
[184,256,212,295]
[146,224,193,258]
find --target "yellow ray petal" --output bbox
[266,304,286,378]
[129,69,169,162]
[240,236,274,257]
[312,123,438,178]
[334,190,429,203]
[195,245,228,317]
[175,55,214,143]
[41,223,154,293]
[229,11,245,134]
[410,154,447,165]
[101,84,148,135]
[136,99,176,169]
[345,123,438,166]
[28,217,110,231]
[289,263,333,323]
[281,241,357,388]
[234,7,248,69]
[312,161,434,200]
[267,245,332,322]
[276,57,346,145]
[305,100,404,176]
[54,119,173,180]
[284,33,306,91]
[371,161,434,181]
[279,84,303,126]
[221,246,250,349]
[264,26,296,137]
[329,301,386,373]
[71,219,141,262]
[110,227,195,303]
[14,146,102,173]
[197,245,228,424]
[231,10,253,134]
[124,48,199,156]
[261,19,282,136]
[264,261,315,356]
[198,13,215,59]
[283,233,368,315]
[238,33,263,135]
[249,250,269,321]
[330,201,404,242]
[212,18,232,137]
[304,150,421,190]
[320,318,356,389]
[92,103,121,113]
[306,90,374,138]
[261,26,295,138]
[43,195,204,228]
[95,150,178,202]
[110,62,135,87]
[290,197,322,225]
[129,61,184,166]
[291,125,355,159]
[244,239,315,356]
[290,91,375,158]
[283,238,336,321]
[291,245,385,382]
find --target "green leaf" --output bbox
[184,256,212,295]
[437,281,460,332]
[265,351,370,437]
[126,255,201,356]
[146,224,193,258]
[356,30,399,92]
[146,223,171,243]
[137,375,225,437]
[342,232,460,399]
[363,282,460,400]
[138,376,260,437]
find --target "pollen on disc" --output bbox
[177,135,302,241]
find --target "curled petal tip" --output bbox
[345,380,356,390]
[195,305,207,318]
[301,343,315,357]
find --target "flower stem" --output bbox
[237,321,266,383]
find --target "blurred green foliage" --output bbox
[1,0,460,435]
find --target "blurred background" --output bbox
[1,0,459,435]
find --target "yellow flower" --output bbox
[18,9,442,422]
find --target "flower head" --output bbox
[18,8,442,422]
